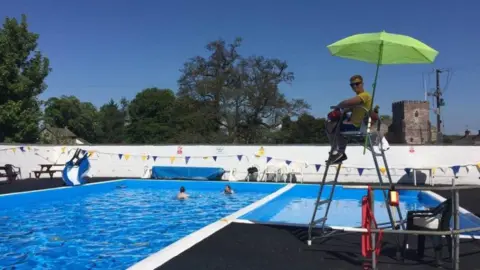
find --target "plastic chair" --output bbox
[403,198,453,265]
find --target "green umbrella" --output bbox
[327,31,439,153]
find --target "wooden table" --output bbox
[33,164,65,179]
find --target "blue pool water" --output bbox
[0,180,284,269]
[240,185,480,234]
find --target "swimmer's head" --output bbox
[180,186,186,193]
[224,185,232,193]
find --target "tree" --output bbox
[125,88,177,144]
[277,114,328,144]
[0,14,51,142]
[97,98,128,143]
[43,96,100,143]
[177,38,309,144]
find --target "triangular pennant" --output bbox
[141,155,147,161]
[431,168,436,175]
[170,156,176,164]
[358,168,364,176]
[27,146,31,151]
[152,156,157,162]
[380,167,386,175]
[61,146,66,153]
[213,156,217,161]
[203,156,209,160]
[185,156,191,164]
[451,165,460,176]
[81,149,87,155]
[88,150,95,157]
[11,148,16,153]
[237,155,243,161]
[285,160,292,166]
[124,154,131,161]
[118,154,123,160]
[315,164,321,172]
[266,157,272,163]
[19,146,25,152]
[477,162,480,169]
[404,168,411,175]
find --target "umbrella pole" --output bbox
[363,42,384,155]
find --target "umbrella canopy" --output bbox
[327,31,439,65]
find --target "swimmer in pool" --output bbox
[177,186,189,199]
[224,185,234,195]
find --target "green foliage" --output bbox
[43,96,101,143]
[0,14,50,142]
[97,98,128,143]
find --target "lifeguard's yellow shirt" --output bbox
[350,91,372,128]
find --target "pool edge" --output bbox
[128,183,296,270]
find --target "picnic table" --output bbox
[33,164,65,179]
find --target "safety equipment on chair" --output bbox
[388,189,399,207]
[328,109,342,121]
[62,149,91,186]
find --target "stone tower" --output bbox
[389,100,431,144]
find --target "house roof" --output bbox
[41,126,77,138]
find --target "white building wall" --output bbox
[0,144,479,185]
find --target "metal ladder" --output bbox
[307,109,406,246]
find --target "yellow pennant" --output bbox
[380,167,386,175]
[124,154,131,161]
[61,146,66,153]
[11,148,16,154]
[170,156,176,164]
[27,146,31,151]
[431,167,436,175]
[141,155,147,161]
[476,162,480,169]
[203,156,209,160]
[88,150,95,157]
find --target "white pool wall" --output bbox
[0,144,478,184]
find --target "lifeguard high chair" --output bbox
[307,105,405,245]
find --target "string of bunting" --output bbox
[1,146,480,177]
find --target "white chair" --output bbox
[261,164,285,182]
[286,162,308,183]
[141,165,152,179]
[222,168,237,181]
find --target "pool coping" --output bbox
[128,183,295,270]
[232,189,480,240]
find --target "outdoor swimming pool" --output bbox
[0,180,285,269]
[240,185,480,235]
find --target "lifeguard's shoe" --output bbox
[327,152,347,164]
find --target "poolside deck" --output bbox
[158,222,480,270]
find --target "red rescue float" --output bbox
[361,186,383,262]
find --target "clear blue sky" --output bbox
[2,0,479,134]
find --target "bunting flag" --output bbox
[213,156,217,162]
[118,154,123,160]
[185,156,191,164]
[380,167,386,175]
[88,150,95,157]
[451,165,460,176]
[237,155,243,161]
[285,160,292,166]
[152,156,157,162]
[141,155,148,161]
[431,167,436,175]
[404,168,411,175]
[124,154,131,161]
[11,148,16,153]
[357,168,364,176]
[19,146,25,152]
[266,157,272,163]
[477,162,480,169]
[170,156,176,164]
[61,146,66,153]
[203,157,209,160]
[315,164,321,172]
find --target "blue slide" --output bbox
[62,149,91,186]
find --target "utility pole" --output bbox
[435,69,442,144]
[427,69,445,144]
